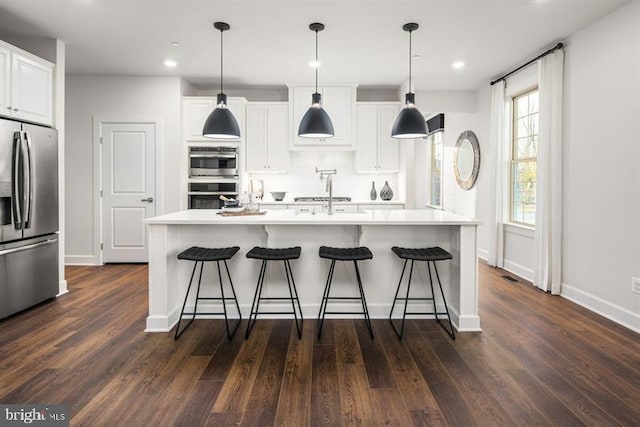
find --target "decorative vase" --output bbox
[369,181,377,200]
[380,181,393,200]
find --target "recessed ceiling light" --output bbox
[170,41,180,47]
[164,59,178,68]
[309,60,321,68]
[452,61,465,69]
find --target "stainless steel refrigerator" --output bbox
[0,118,58,319]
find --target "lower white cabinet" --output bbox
[358,203,404,212]
[246,103,288,172]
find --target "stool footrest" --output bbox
[324,311,369,315]
[396,311,450,316]
[394,297,436,301]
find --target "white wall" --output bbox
[561,0,640,329]
[65,76,183,264]
[407,90,482,215]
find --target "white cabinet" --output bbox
[0,41,53,126]
[258,203,289,210]
[355,103,400,172]
[246,103,289,172]
[289,84,356,149]
[182,96,246,142]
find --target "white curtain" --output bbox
[487,81,506,267]
[534,50,564,294]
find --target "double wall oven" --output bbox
[188,145,239,209]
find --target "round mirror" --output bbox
[454,130,480,190]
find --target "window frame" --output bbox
[509,87,539,227]
[426,130,444,209]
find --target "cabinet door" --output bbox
[358,203,404,212]
[266,104,289,172]
[322,86,353,146]
[182,98,215,140]
[291,85,316,146]
[376,105,400,172]
[11,53,53,125]
[355,104,378,172]
[246,104,267,172]
[0,45,9,115]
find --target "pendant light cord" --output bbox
[220,28,224,95]
[315,29,319,93]
[408,28,412,94]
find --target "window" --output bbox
[427,131,443,207]
[510,89,538,226]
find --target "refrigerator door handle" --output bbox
[0,238,58,256]
[12,131,23,230]
[23,131,33,229]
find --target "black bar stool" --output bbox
[174,246,241,340]
[389,246,455,340]
[245,246,303,339]
[318,246,374,339]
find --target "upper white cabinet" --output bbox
[355,103,400,173]
[289,84,356,150]
[182,96,246,142]
[0,41,53,126]
[246,102,289,172]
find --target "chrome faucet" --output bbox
[316,167,337,215]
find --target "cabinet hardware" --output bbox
[140,197,154,202]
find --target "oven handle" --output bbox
[189,154,237,159]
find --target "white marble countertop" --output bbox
[145,209,481,226]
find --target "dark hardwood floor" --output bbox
[1,262,639,426]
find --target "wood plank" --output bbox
[211,320,271,413]
[334,319,363,365]
[173,380,224,427]
[337,363,375,426]
[243,319,292,425]
[370,388,413,426]
[354,320,395,388]
[310,345,343,427]
[274,321,314,426]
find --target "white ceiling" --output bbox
[0,0,629,91]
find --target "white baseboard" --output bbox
[503,259,533,282]
[477,248,488,261]
[57,280,68,296]
[561,284,639,334]
[65,255,100,265]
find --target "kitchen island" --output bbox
[144,209,481,333]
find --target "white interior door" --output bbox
[101,122,156,262]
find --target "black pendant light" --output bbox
[391,23,428,139]
[298,22,335,139]
[203,21,241,139]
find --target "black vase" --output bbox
[380,181,393,200]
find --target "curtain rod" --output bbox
[490,42,564,86]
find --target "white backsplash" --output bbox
[245,150,400,202]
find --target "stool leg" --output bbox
[389,259,408,319]
[217,260,240,340]
[317,259,336,339]
[390,260,414,339]
[432,261,456,340]
[246,260,268,339]
[283,260,303,339]
[175,261,203,339]
[223,259,242,336]
[354,260,374,339]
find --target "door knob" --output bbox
[140,197,154,202]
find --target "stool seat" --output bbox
[319,246,373,261]
[178,246,240,262]
[391,246,452,262]
[246,246,301,260]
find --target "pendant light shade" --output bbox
[298,23,335,139]
[203,22,241,139]
[392,23,427,139]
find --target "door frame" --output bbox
[92,115,164,265]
